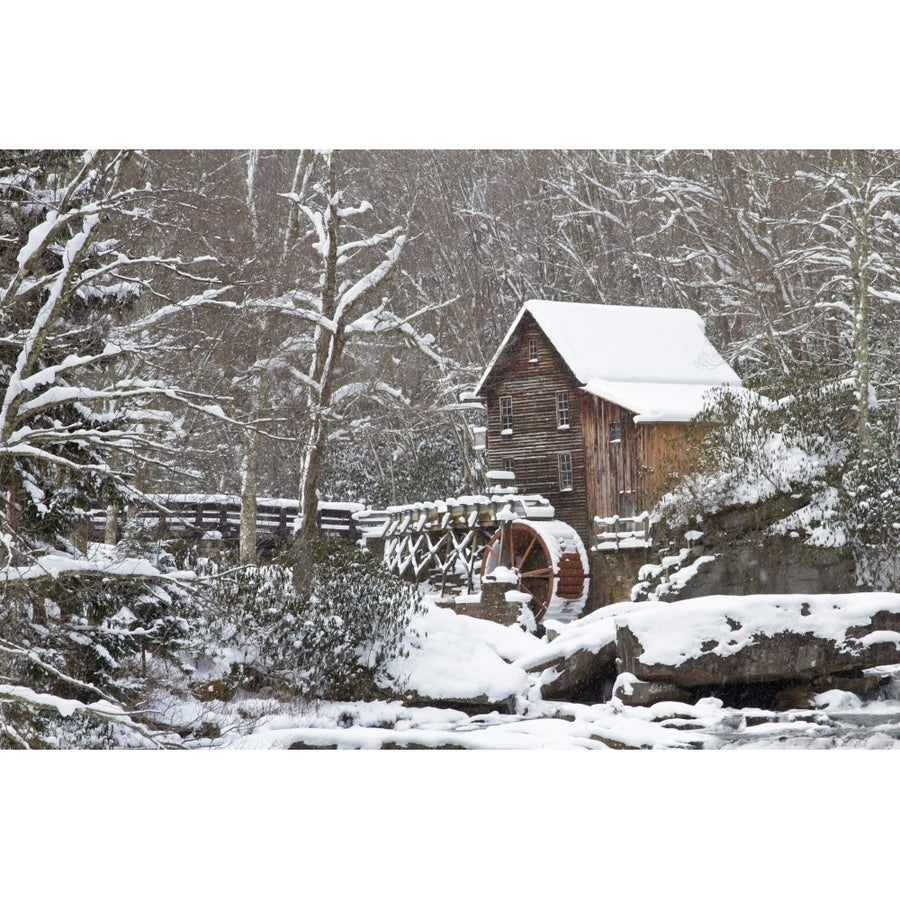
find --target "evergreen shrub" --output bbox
[841,406,900,590]
[214,537,423,700]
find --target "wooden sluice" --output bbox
[379,493,555,593]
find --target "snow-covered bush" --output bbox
[0,549,198,748]
[841,409,900,590]
[657,376,852,529]
[212,538,424,701]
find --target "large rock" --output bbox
[613,673,692,707]
[675,537,855,599]
[532,642,619,700]
[644,494,856,603]
[515,601,643,700]
[615,593,900,690]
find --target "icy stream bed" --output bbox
[158,687,900,750]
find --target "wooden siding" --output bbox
[481,315,592,544]
[638,421,694,507]
[582,394,693,523]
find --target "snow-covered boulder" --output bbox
[615,593,900,695]
[381,602,540,711]
[515,600,653,700]
[612,672,692,707]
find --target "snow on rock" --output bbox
[221,695,714,750]
[813,689,864,711]
[381,601,541,706]
[769,485,845,548]
[484,566,520,585]
[170,590,900,749]
[516,600,652,673]
[515,600,655,699]
[641,553,718,601]
[616,592,900,688]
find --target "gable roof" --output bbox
[476,300,741,423]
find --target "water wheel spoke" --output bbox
[506,527,517,566]
[520,566,552,578]
[517,533,539,568]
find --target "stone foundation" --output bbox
[585,546,655,613]
[437,579,522,626]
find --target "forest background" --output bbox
[6,148,900,564]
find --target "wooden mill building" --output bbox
[474,300,742,546]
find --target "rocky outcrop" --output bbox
[673,536,854,600]
[531,641,618,701]
[641,494,857,602]
[613,673,692,707]
[613,593,900,707]
[515,603,644,701]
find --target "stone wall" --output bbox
[436,579,522,626]
[675,536,855,599]
[585,546,655,612]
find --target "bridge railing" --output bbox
[90,495,367,545]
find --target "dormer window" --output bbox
[528,338,538,362]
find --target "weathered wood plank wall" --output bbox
[482,316,591,543]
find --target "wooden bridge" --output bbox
[89,494,389,550]
[91,490,650,625]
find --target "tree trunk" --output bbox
[105,502,120,545]
[295,415,327,548]
[848,150,871,454]
[294,155,341,550]
[238,369,270,564]
[239,427,261,564]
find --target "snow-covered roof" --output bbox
[476,300,741,422]
[582,380,724,423]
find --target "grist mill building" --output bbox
[473,300,742,546]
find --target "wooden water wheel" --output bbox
[480,519,589,623]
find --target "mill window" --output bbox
[500,396,513,433]
[610,422,623,443]
[557,391,570,428]
[558,452,573,491]
[528,338,538,362]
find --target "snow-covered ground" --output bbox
[11,588,897,897]
[146,596,900,751]
[170,688,900,750]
